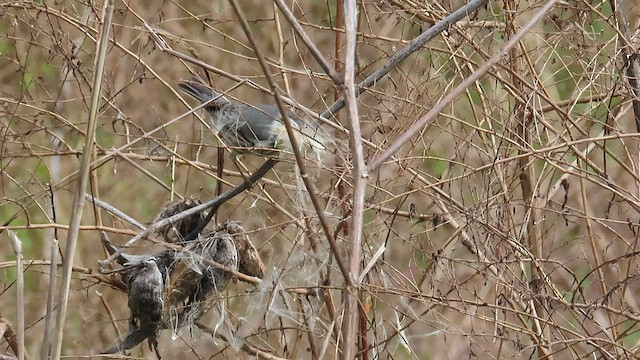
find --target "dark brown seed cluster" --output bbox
[101,198,265,357]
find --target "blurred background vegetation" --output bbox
[2,0,640,359]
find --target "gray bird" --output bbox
[103,258,164,358]
[178,78,325,160]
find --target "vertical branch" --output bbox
[341,1,366,359]
[50,1,114,359]
[330,0,346,342]
[8,231,24,360]
[612,0,640,134]
[41,240,58,360]
[613,1,640,253]
[226,0,350,282]
[612,2,640,351]
[504,1,551,358]
[333,0,349,239]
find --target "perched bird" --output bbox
[103,258,164,358]
[178,77,325,160]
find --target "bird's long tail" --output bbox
[178,78,229,107]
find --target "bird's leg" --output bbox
[229,151,253,184]
[215,146,225,225]
[228,150,239,165]
[216,138,249,187]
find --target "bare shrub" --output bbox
[1,0,640,359]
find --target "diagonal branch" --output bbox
[99,159,277,267]
[320,0,490,119]
[367,0,560,172]
[50,1,113,359]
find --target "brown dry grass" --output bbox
[2,0,640,359]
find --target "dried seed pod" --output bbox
[163,257,203,309]
[162,231,238,330]
[196,231,238,296]
[152,197,205,244]
[219,221,265,279]
[128,259,164,329]
[101,198,267,354]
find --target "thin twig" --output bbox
[96,291,122,344]
[85,194,146,230]
[272,0,342,84]
[41,239,58,360]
